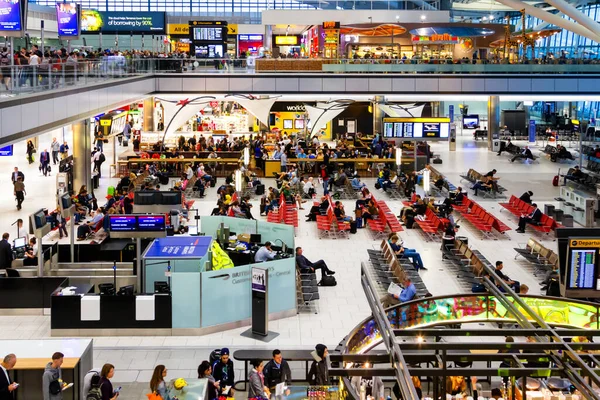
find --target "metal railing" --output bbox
[1,57,600,99]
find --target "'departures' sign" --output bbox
[81,10,166,33]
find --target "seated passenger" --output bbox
[519,190,533,204]
[388,235,426,270]
[494,261,521,293]
[381,278,416,308]
[77,207,105,240]
[306,196,329,222]
[295,247,334,279]
[355,188,372,210]
[564,165,584,185]
[361,199,379,226]
[510,146,535,162]
[351,176,366,191]
[333,201,353,222]
[471,176,493,196]
[516,203,542,233]
[302,177,315,198]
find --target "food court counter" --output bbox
[118,158,242,177]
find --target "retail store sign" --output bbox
[239,34,263,41]
[344,35,359,43]
[274,36,298,45]
[100,120,112,126]
[411,33,458,43]
[168,23,189,35]
[322,21,340,29]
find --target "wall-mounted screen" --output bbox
[56,3,79,37]
[294,119,304,129]
[194,44,224,58]
[283,119,293,129]
[0,0,22,32]
[382,118,450,140]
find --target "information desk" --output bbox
[0,339,93,400]
[51,289,172,335]
[0,276,69,314]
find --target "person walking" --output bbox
[51,138,60,165]
[149,365,169,400]
[42,352,64,400]
[10,167,24,185]
[92,150,105,178]
[13,177,25,210]
[26,140,35,164]
[40,149,50,176]
[59,141,69,160]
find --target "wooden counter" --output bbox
[14,357,80,370]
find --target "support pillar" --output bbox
[264,25,273,55]
[73,120,91,193]
[487,96,500,151]
[431,101,440,118]
[143,97,155,131]
[373,96,385,136]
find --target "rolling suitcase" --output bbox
[255,184,265,195]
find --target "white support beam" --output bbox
[494,0,600,43]
[544,0,600,38]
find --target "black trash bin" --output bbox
[554,209,564,222]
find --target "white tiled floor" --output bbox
[0,130,584,393]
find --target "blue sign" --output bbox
[0,0,22,32]
[109,215,136,231]
[529,120,536,143]
[56,3,79,37]
[449,105,454,123]
[144,236,212,259]
[0,145,13,156]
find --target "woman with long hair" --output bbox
[99,363,119,400]
[26,140,35,164]
[198,361,219,400]
[149,364,169,400]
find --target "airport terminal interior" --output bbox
[2,0,600,399]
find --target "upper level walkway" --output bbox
[0,57,599,145]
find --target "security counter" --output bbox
[0,339,93,400]
[0,276,70,315]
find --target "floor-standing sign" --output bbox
[529,120,536,143]
[251,267,268,336]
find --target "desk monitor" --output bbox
[160,191,182,205]
[13,237,27,249]
[250,234,261,244]
[59,193,72,211]
[117,285,134,296]
[134,192,157,205]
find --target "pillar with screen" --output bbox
[563,238,600,298]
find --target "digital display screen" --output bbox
[0,0,22,32]
[194,44,224,58]
[81,10,165,33]
[382,118,450,140]
[569,249,597,289]
[137,215,166,231]
[193,27,223,41]
[109,215,137,231]
[56,3,79,37]
[463,116,479,129]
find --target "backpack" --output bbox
[0,52,8,66]
[99,153,106,163]
[319,275,337,287]
[86,387,102,400]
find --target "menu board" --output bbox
[56,3,79,37]
[569,249,596,289]
[0,0,22,32]
[138,215,166,232]
[109,215,137,232]
[193,27,222,41]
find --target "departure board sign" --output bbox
[567,238,600,290]
[109,215,167,238]
[0,0,22,32]
[193,27,222,41]
[383,118,450,140]
[109,215,137,232]
[138,215,166,231]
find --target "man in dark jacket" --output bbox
[308,344,329,385]
[0,353,18,400]
[212,348,235,396]
[296,247,335,279]
[519,191,533,204]
[10,168,24,185]
[40,149,51,177]
[0,234,13,271]
[263,350,292,391]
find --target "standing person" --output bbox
[263,350,292,392]
[51,138,60,165]
[13,177,25,210]
[92,150,105,178]
[55,210,68,239]
[198,361,219,400]
[0,233,13,271]
[40,149,50,176]
[94,126,104,152]
[0,353,18,400]
[149,365,169,400]
[10,167,24,185]
[42,352,64,400]
[308,344,329,385]
[211,349,235,397]
[0,47,11,91]
[248,360,270,399]
[26,140,35,164]
[59,141,69,160]
[122,121,131,145]
[99,363,119,400]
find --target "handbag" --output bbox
[146,392,162,400]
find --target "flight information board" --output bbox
[569,249,596,289]
[193,27,222,41]
[109,215,137,231]
[138,215,166,231]
[382,118,450,140]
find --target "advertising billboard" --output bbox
[0,0,22,32]
[81,10,165,33]
[56,2,79,37]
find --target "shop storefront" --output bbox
[263,102,332,140]
[167,24,191,54]
[411,33,459,60]
[238,34,264,57]
[273,35,302,57]
[322,21,340,59]
[340,24,409,59]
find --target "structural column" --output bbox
[431,101,440,118]
[264,25,273,55]
[487,96,500,151]
[73,119,91,193]
[373,96,385,136]
[143,97,155,131]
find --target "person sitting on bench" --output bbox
[564,165,584,185]
[77,207,105,240]
[388,235,426,270]
[497,139,512,156]
[511,146,535,162]
[471,176,494,196]
[296,247,335,278]
[516,203,542,233]
[519,191,533,204]
[494,261,521,293]
[382,277,416,308]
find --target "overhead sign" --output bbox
[322,21,340,29]
[0,0,23,32]
[227,24,237,34]
[0,145,14,156]
[239,34,263,41]
[56,3,79,37]
[81,10,166,33]
[274,35,298,45]
[383,117,451,140]
[190,20,226,26]
[168,23,189,35]
[412,33,459,44]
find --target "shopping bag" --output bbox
[146,392,162,400]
